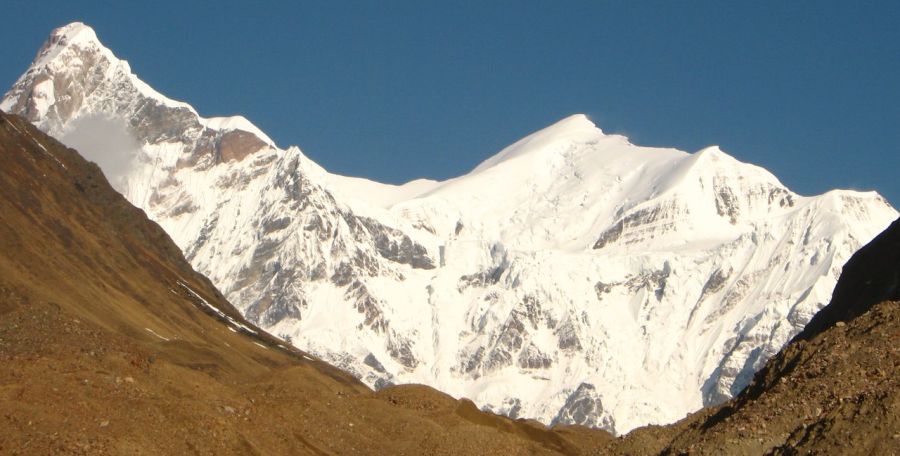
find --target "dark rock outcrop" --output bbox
[795,217,900,341]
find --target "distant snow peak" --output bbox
[470,113,604,174]
[52,21,97,42]
[44,22,103,55]
[553,113,599,131]
[3,21,274,154]
[3,22,897,436]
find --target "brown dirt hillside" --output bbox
[0,110,611,455]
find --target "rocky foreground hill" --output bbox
[1,109,897,454]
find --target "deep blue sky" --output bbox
[3,1,898,206]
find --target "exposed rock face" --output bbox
[354,216,436,269]
[553,384,616,431]
[218,130,268,162]
[3,22,898,435]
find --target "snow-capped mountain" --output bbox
[3,22,896,434]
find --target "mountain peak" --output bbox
[469,113,604,173]
[2,22,276,148]
[554,113,600,132]
[31,22,112,69]
[51,21,98,44]
[690,145,736,166]
[696,145,724,155]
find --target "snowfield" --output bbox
[3,22,896,434]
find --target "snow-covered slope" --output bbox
[4,22,897,434]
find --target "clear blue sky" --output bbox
[2,1,898,206]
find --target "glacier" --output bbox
[3,22,896,434]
